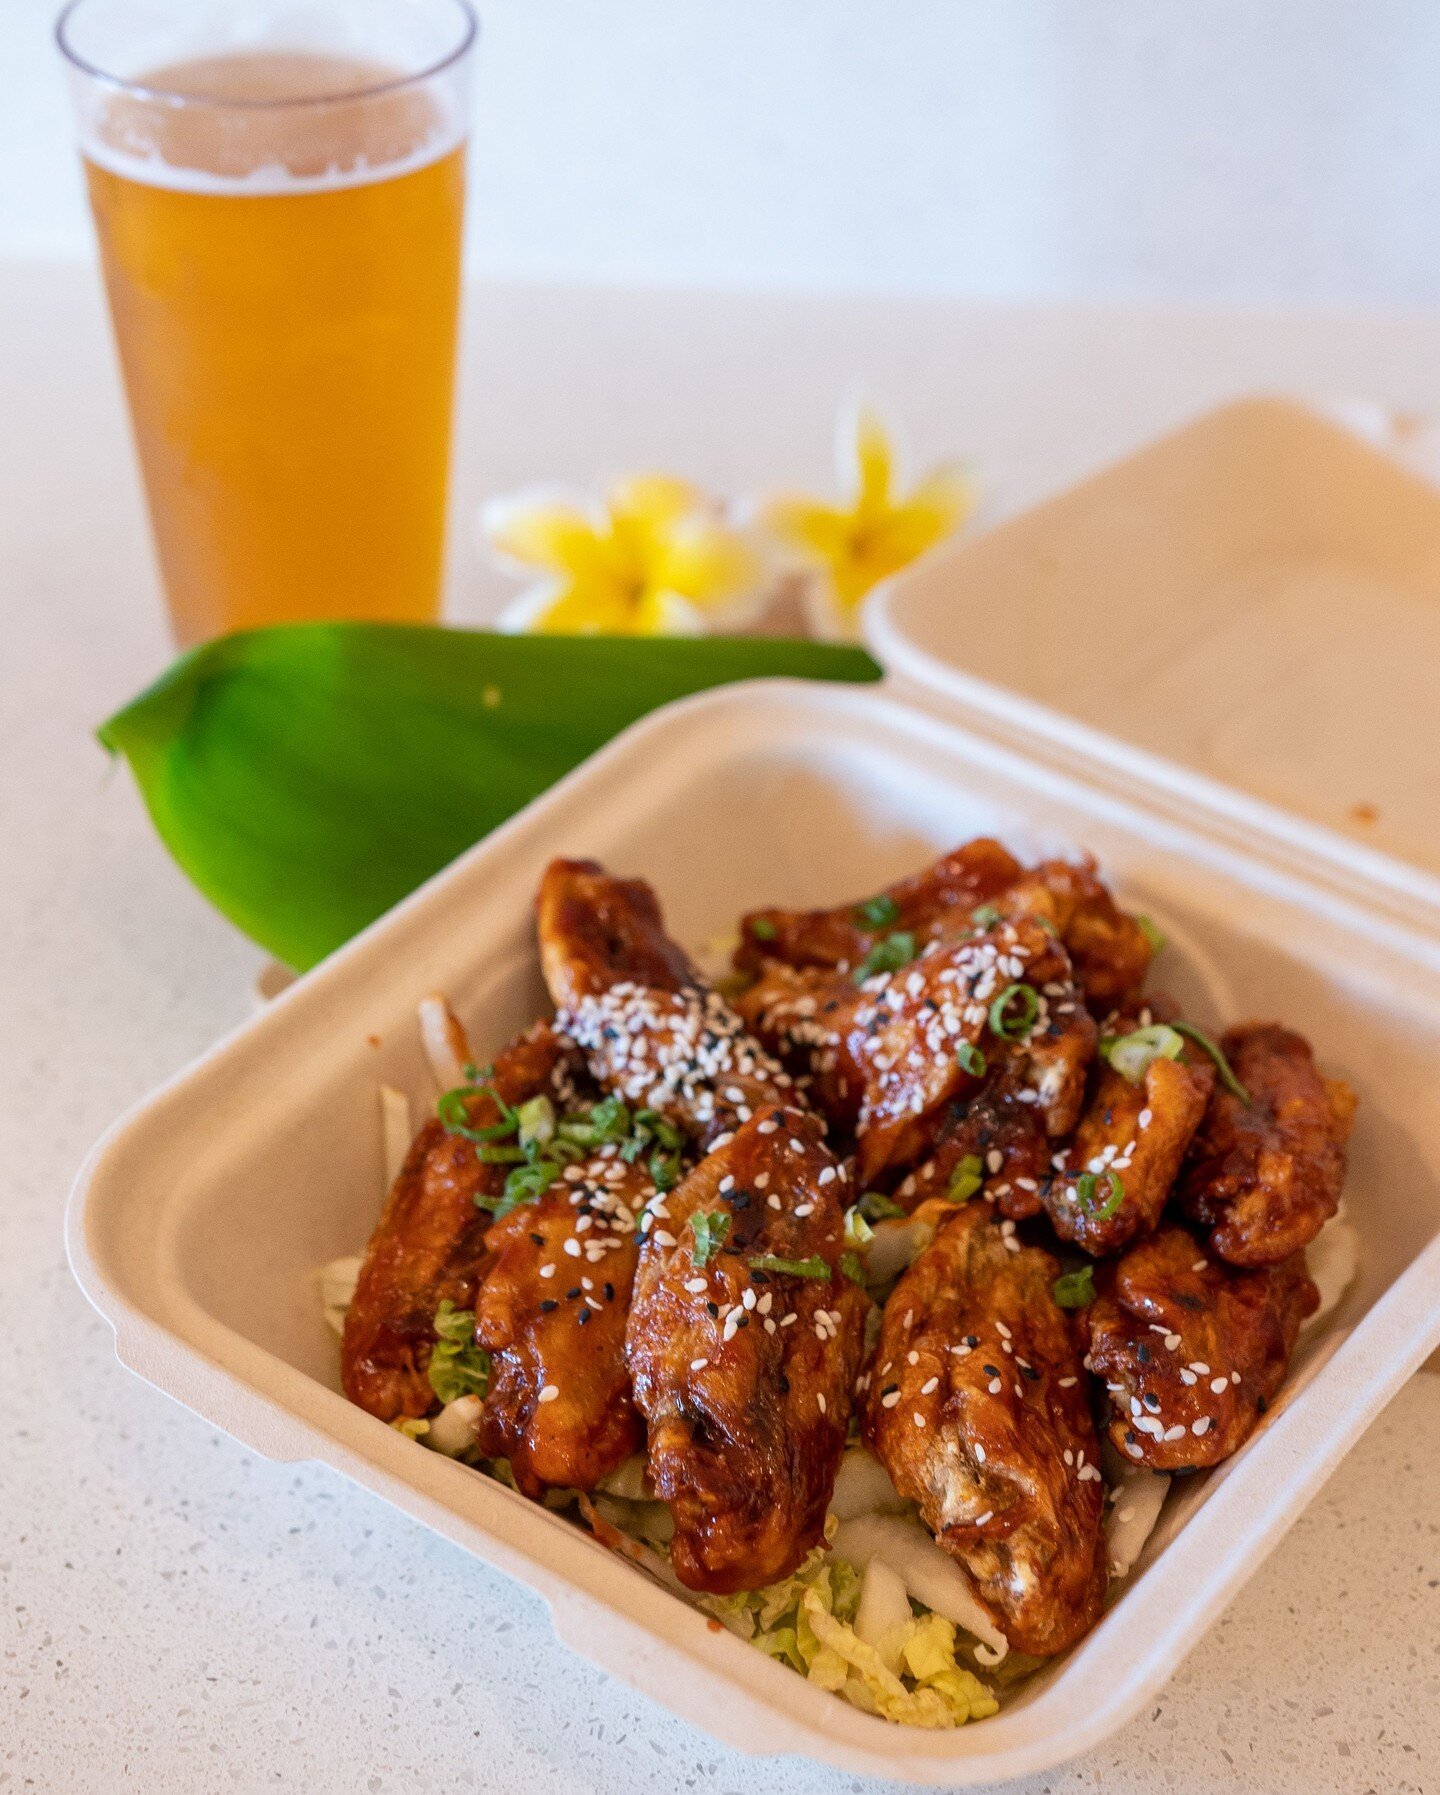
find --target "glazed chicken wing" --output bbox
[738,916,1095,1182]
[1084,1224,1318,1470]
[863,1205,1106,1656]
[538,857,794,1150]
[1044,1051,1214,1256]
[995,858,1153,1011]
[1177,1023,1356,1267]
[890,1056,1052,1220]
[626,1103,868,1593]
[734,837,1023,975]
[476,1153,649,1497]
[342,1023,581,1421]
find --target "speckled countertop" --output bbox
[3,264,1439,1793]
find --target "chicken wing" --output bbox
[738,916,1095,1183]
[734,837,1023,975]
[890,1056,1053,1221]
[538,857,794,1150]
[1177,1023,1356,1267]
[1044,1051,1214,1256]
[342,1022,581,1421]
[863,1204,1106,1656]
[476,1153,649,1496]
[1084,1224,1318,1470]
[626,1103,868,1593]
[995,858,1153,1010]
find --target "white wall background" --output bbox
[6,0,1440,304]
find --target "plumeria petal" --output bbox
[847,404,894,517]
[653,519,761,612]
[609,474,703,533]
[762,497,853,565]
[480,489,610,580]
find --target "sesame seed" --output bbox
[563,1240,581,1258]
[691,1357,709,1371]
[913,1413,926,1428]
[817,1394,827,1414]
[538,1385,559,1404]
[539,1264,556,1279]
[973,1510,993,1525]
[881,1391,900,1409]
[1210,1376,1229,1394]
[685,1277,707,1294]
[920,1376,939,1395]
[1192,1416,1211,1435]
[1058,1375,1078,1387]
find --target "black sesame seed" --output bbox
[577,1309,591,1326]
[540,1299,559,1313]
[983,1364,1001,1378]
[530,1232,545,1247]
[566,1287,582,1299]
[750,1268,769,1284]
[966,1335,980,1348]
[736,1313,750,1328]
[1020,1363,1040,1381]
[1124,1429,1138,1445]
[1136,1343,1152,1364]
[706,1301,719,1318]
[1255,1394,1267,1414]
[778,1373,791,1394]
[1143,1391,1161,1410]
[881,1383,899,1397]
[603,1282,615,1302]
[732,1192,751,1209]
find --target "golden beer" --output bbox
[67,20,473,645]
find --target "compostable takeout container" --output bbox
[68,398,1440,1783]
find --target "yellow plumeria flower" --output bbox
[763,406,972,641]
[482,474,764,636]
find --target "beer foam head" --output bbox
[75,49,468,195]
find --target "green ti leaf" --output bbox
[97,623,881,971]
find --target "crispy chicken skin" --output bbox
[476,1155,649,1497]
[1045,1053,1214,1256]
[1178,1023,1356,1267]
[1085,1224,1318,1470]
[996,858,1153,1010]
[863,1205,1107,1656]
[738,917,1095,1182]
[626,1104,868,1593]
[538,857,793,1150]
[734,837,1023,975]
[342,1023,579,1421]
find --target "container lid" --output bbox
[866,396,1440,920]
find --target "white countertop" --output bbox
[3,261,1438,1793]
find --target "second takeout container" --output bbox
[69,398,1440,1783]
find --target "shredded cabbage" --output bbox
[700,1531,997,1728]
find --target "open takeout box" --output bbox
[68,398,1440,1783]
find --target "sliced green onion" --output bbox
[748,916,778,942]
[437,1083,519,1144]
[1137,913,1166,954]
[649,1145,683,1192]
[1074,1169,1125,1221]
[748,1253,831,1280]
[516,1094,556,1151]
[839,1250,868,1288]
[1099,1023,1185,1086]
[1052,1266,1096,1310]
[947,1153,984,1203]
[557,1093,631,1147]
[690,1209,730,1268]
[475,1142,527,1164]
[858,1190,906,1222]
[427,1300,491,1404]
[854,893,900,931]
[843,1206,875,1249]
[956,1041,987,1078]
[970,903,1002,930]
[1172,1021,1251,1103]
[853,930,917,984]
[988,982,1040,1041]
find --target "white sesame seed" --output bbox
[685,1277,708,1294]
[539,1264,556,1279]
[974,1444,986,1463]
[988,1378,1002,1394]
[913,1412,926,1428]
[538,1385,559,1404]
[768,1195,782,1210]
[691,1357,709,1371]
[817,1166,836,1186]
[1192,1416,1211,1435]
[920,1376,939,1395]
[563,1239,581,1258]
[881,1390,900,1408]
[995,1321,1012,1339]
[1210,1376,1229,1394]
[1163,1423,1186,1441]
[907,1350,919,1365]
[1058,1376,1077,1387]
[973,1509,993,1525]
[817,1394,827,1414]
